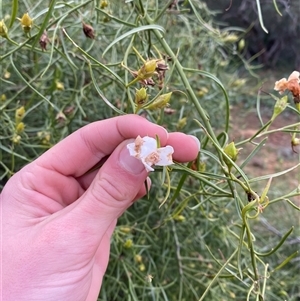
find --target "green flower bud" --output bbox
[145,92,172,110]
[271,95,288,120]
[16,122,25,134]
[177,117,187,130]
[0,19,8,38]
[123,239,133,249]
[238,39,245,52]
[135,87,148,105]
[223,141,240,170]
[137,59,157,80]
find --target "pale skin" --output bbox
[1,115,200,301]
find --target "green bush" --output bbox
[1,1,299,300]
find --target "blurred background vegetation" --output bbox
[0,0,299,300]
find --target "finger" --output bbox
[35,115,169,177]
[76,133,200,190]
[167,132,200,162]
[57,140,150,244]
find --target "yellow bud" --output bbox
[1,94,7,101]
[222,33,239,43]
[139,263,146,272]
[174,215,186,222]
[4,71,11,79]
[123,239,133,249]
[135,87,148,105]
[291,136,300,153]
[0,19,8,38]
[55,81,64,90]
[15,106,26,123]
[119,226,131,234]
[21,13,33,33]
[238,39,245,52]
[197,87,208,97]
[137,59,157,80]
[134,254,143,263]
[145,92,172,110]
[100,0,108,9]
[231,79,246,88]
[16,122,25,134]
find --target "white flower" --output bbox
[127,135,174,172]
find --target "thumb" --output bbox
[71,140,149,236]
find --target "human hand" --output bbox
[1,115,200,301]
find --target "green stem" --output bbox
[145,14,218,145]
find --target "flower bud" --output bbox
[55,81,64,90]
[174,215,186,222]
[238,39,245,52]
[15,106,25,123]
[137,59,157,80]
[100,0,108,9]
[21,13,33,33]
[145,92,172,110]
[0,19,8,38]
[291,136,300,153]
[135,87,148,105]
[134,254,143,263]
[39,30,49,51]
[82,22,95,39]
[177,117,187,130]
[1,94,7,102]
[123,239,133,249]
[16,122,25,134]
[271,95,288,120]
[223,141,240,170]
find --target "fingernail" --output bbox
[188,135,201,151]
[119,145,146,175]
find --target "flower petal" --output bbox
[127,136,174,172]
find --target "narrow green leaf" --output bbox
[9,0,18,28]
[102,25,165,57]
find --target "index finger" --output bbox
[36,115,169,177]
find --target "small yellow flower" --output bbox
[20,13,33,33]
[12,134,21,144]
